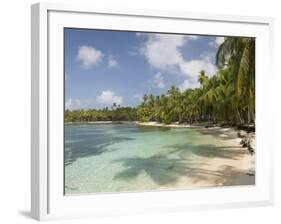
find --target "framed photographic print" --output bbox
[31,2,274,221]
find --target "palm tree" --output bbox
[167,86,182,123]
[198,70,209,88]
[216,37,255,125]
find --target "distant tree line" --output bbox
[65,103,138,122]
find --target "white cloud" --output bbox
[138,34,201,72]
[153,72,165,89]
[216,37,225,45]
[77,45,104,68]
[96,90,123,105]
[179,79,199,92]
[66,99,81,110]
[208,37,225,47]
[65,98,95,110]
[108,55,119,68]
[187,35,200,40]
[139,34,187,71]
[138,33,217,89]
[179,55,217,80]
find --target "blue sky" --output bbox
[65,28,223,110]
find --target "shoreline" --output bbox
[135,121,255,187]
[65,121,114,124]
[65,121,135,125]
[135,121,191,128]
[136,121,255,151]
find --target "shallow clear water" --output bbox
[64,123,233,194]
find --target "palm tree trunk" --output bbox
[236,107,243,124]
[247,107,251,129]
[251,110,255,126]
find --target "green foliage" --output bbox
[65,106,138,123]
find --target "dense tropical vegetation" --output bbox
[65,104,137,122]
[65,37,255,128]
[136,37,255,127]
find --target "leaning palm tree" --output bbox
[216,37,255,125]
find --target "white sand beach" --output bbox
[136,121,255,189]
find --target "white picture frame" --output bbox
[31,2,274,221]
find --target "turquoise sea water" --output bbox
[64,123,240,195]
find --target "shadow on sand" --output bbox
[165,143,247,160]
[189,126,240,141]
[214,165,255,186]
[112,154,221,186]
[112,142,252,187]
